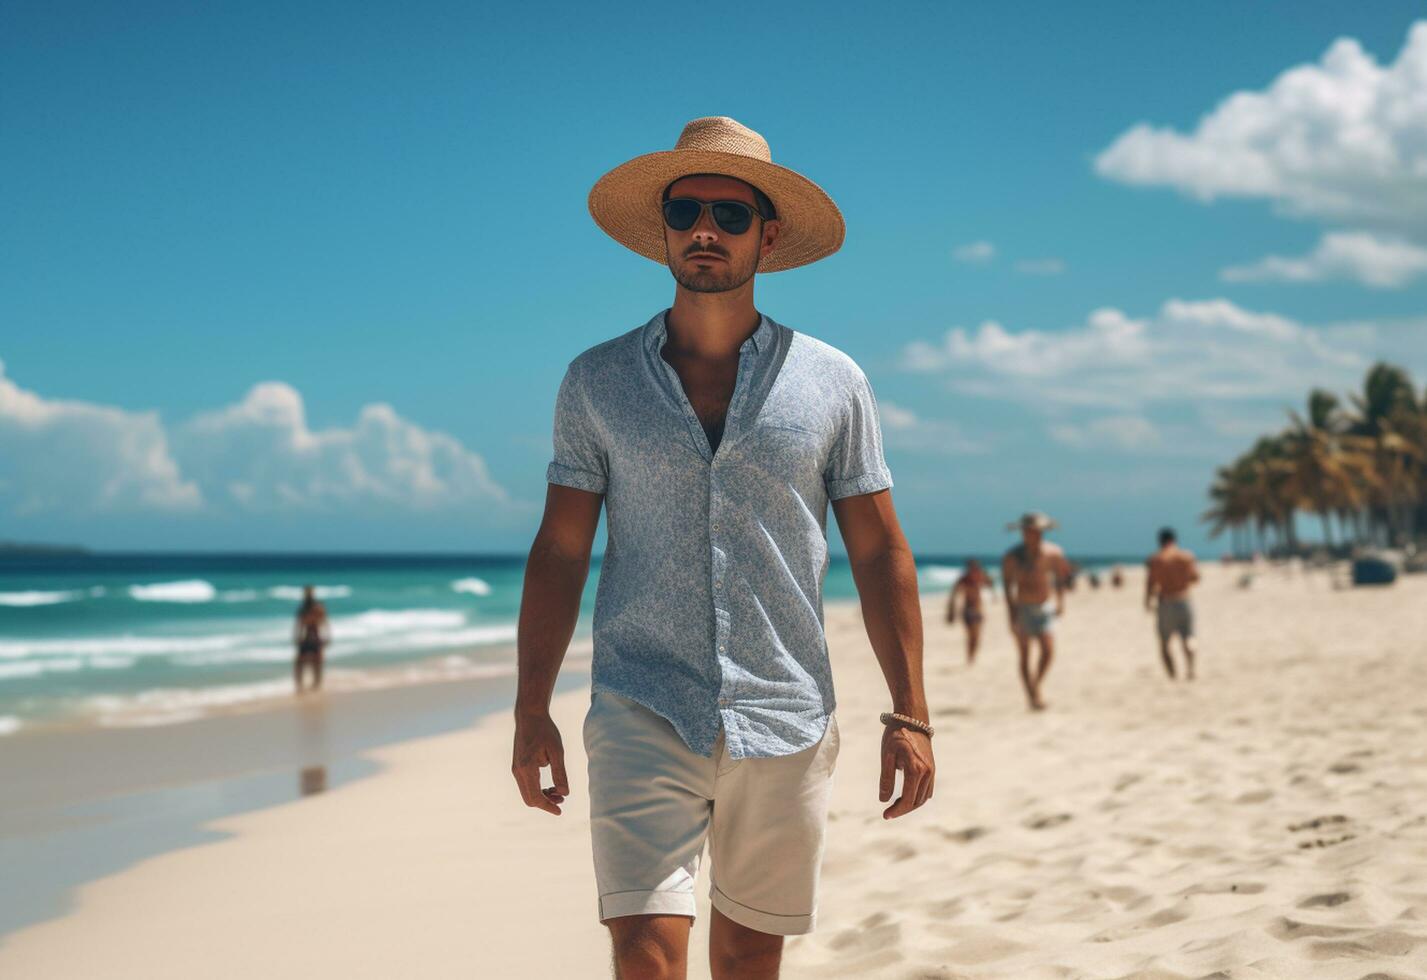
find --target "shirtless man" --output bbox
[1001,513,1070,711]
[944,559,993,665]
[1145,527,1200,680]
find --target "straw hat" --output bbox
[587,116,845,273]
[1007,512,1059,532]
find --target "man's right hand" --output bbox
[512,711,570,816]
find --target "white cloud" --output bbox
[1095,21,1427,226]
[1015,257,1067,276]
[1050,415,1161,451]
[176,383,512,513]
[899,297,1367,410]
[878,400,985,455]
[0,359,201,514]
[953,240,997,263]
[1221,230,1427,287]
[0,363,515,520]
[901,307,1149,380]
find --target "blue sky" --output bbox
[3,1,1426,555]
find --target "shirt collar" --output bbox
[643,309,773,355]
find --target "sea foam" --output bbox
[267,585,353,601]
[0,588,98,607]
[128,580,218,603]
[451,577,492,596]
[919,565,964,587]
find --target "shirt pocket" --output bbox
[743,423,826,486]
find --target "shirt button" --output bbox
[718,644,726,652]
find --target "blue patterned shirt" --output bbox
[546,309,893,759]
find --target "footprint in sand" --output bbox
[936,825,990,844]
[1113,773,1143,792]
[1089,904,1189,942]
[869,839,918,862]
[1298,891,1352,908]
[1267,916,1358,941]
[827,912,902,953]
[1299,834,1357,849]
[1235,789,1274,804]
[1183,880,1267,896]
[1023,812,1073,830]
[1328,761,1363,774]
[1288,815,1349,832]
[925,897,964,919]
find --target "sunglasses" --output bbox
[661,198,766,236]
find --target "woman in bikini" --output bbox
[945,559,994,664]
[293,585,330,694]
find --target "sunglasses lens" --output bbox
[711,202,754,234]
[662,199,701,231]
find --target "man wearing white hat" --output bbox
[512,116,935,979]
[1001,512,1071,711]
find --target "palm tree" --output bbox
[1204,462,1253,555]
[1204,364,1424,555]
[1348,364,1423,547]
[1282,390,1376,548]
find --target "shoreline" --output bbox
[0,636,591,741]
[0,595,855,943]
[0,650,599,940]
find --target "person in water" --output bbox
[293,585,330,694]
[945,559,993,664]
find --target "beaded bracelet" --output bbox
[880,711,935,737]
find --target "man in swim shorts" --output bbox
[1001,513,1070,711]
[1145,527,1200,680]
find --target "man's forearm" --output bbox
[514,538,589,718]
[849,544,927,720]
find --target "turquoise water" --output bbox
[0,552,1133,733]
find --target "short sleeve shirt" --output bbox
[546,309,893,759]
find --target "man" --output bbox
[1001,513,1069,711]
[944,558,992,664]
[292,584,328,694]
[512,116,935,980]
[1145,527,1200,680]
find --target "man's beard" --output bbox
[667,249,758,293]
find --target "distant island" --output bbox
[0,540,90,556]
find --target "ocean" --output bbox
[0,551,1135,735]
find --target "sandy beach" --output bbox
[2,562,1425,979]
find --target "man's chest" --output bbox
[595,346,842,489]
[1013,554,1057,587]
[661,350,738,434]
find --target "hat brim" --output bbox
[588,149,845,273]
[1006,519,1059,531]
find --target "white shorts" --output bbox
[582,689,840,936]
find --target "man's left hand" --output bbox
[879,723,935,819]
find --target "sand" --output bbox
[2,563,1425,979]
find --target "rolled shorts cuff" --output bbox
[710,882,815,937]
[599,887,696,922]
